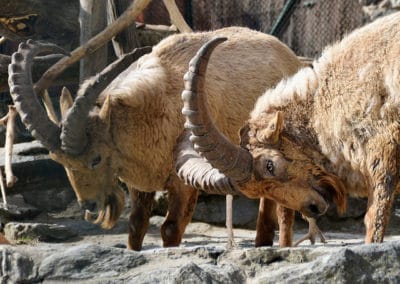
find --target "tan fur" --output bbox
[51,27,302,249]
[245,12,400,243]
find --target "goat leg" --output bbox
[294,217,326,246]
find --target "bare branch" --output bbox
[0,168,6,206]
[34,0,152,94]
[162,0,192,33]
[5,105,17,188]
[0,113,8,126]
[225,194,236,250]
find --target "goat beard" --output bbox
[315,173,347,215]
[84,188,125,229]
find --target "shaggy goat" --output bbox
[248,12,400,243]
[181,38,347,246]
[8,27,326,250]
[184,12,400,244]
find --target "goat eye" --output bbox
[91,155,102,168]
[265,160,275,176]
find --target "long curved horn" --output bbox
[8,40,68,152]
[61,46,152,156]
[182,37,253,184]
[175,131,241,195]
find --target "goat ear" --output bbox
[257,111,283,145]
[239,123,251,148]
[99,94,111,130]
[60,87,74,120]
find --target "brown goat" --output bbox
[180,37,347,246]
[8,27,323,250]
[184,12,400,244]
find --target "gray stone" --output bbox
[193,194,259,228]
[153,191,169,215]
[391,0,400,8]
[1,238,400,283]
[0,194,41,222]
[38,244,146,281]
[171,262,245,284]
[22,186,75,212]
[219,241,400,283]
[362,0,399,20]
[153,192,259,228]
[1,141,70,195]
[4,222,78,243]
[0,247,38,283]
[336,197,367,219]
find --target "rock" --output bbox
[336,197,368,219]
[0,194,41,221]
[0,247,38,283]
[171,262,246,284]
[21,186,75,212]
[38,244,146,281]
[153,192,259,229]
[4,222,78,243]
[153,191,168,215]
[391,0,400,8]
[192,194,259,228]
[219,241,400,283]
[2,240,400,283]
[0,141,70,194]
[362,0,399,20]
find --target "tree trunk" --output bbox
[108,0,139,56]
[79,0,108,82]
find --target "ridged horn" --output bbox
[175,131,242,195]
[8,40,68,152]
[61,46,152,156]
[181,37,253,185]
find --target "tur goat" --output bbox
[184,12,400,244]
[180,37,347,246]
[8,27,325,250]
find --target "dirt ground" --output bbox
[27,200,400,252]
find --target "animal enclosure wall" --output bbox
[189,0,367,58]
[140,0,369,57]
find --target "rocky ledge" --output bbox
[1,215,400,283]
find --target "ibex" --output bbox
[180,37,348,246]
[183,12,400,244]
[8,26,330,250]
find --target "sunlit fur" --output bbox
[245,12,400,243]
[50,27,305,249]
[241,117,346,217]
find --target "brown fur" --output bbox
[244,12,400,243]
[51,27,303,250]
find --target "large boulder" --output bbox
[1,239,400,282]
